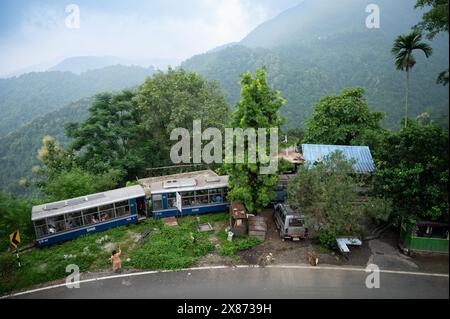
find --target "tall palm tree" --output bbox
[391,30,433,128]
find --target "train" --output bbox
[32,170,230,247]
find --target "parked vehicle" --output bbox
[273,203,308,241]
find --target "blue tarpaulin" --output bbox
[301,144,375,173]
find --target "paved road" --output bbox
[8,266,449,299]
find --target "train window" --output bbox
[65,211,83,229]
[115,200,130,217]
[152,195,163,210]
[181,191,195,207]
[82,207,100,225]
[167,193,176,208]
[47,215,65,233]
[34,219,48,238]
[99,204,115,222]
[99,204,114,211]
[195,190,209,205]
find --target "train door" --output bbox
[136,197,146,220]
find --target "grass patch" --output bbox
[312,243,332,254]
[129,224,214,270]
[216,230,262,257]
[0,214,225,296]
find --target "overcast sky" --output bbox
[0,0,301,75]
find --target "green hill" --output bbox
[0,65,155,137]
[0,98,92,197]
[182,0,449,129]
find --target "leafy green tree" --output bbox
[66,91,149,179]
[392,30,433,128]
[66,68,230,182]
[33,136,122,202]
[374,120,449,223]
[414,0,449,40]
[287,152,365,248]
[136,67,229,154]
[42,167,122,202]
[225,68,285,213]
[303,87,385,146]
[414,0,449,85]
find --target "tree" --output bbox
[33,136,122,202]
[414,0,449,85]
[41,167,122,202]
[286,152,365,248]
[66,91,147,179]
[66,68,230,182]
[303,87,385,146]
[225,68,285,213]
[374,120,449,223]
[414,0,448,40]
[392,30,433,128]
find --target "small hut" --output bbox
[229,201,248,237]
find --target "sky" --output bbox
[0,0,301,76]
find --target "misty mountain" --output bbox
[0,98,91,197]
[48,56,182,74]
[183,0,449,129]
[0,64,155,137]
[48,56,125,74]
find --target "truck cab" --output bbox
[273,203,308,241]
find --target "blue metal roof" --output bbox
[301,144,375,173]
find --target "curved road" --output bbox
[7,265,449,299]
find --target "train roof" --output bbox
[138,169,229,195]
[31,185,145,221]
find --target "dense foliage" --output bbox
[65,68,230,186]
[303,87,385,146]
[286,152,366,248]
[32,136,122,202]
[374,121,449,223]
[224,68,284,213]
[414,0,449,85]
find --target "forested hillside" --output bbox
[0,65,155,136]
[182,0,449,129]
[0,98,91,196]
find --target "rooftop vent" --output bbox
[205,176,220,183]
[44,201,66,211]
[163,178,197,189]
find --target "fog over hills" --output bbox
[183,0,449,129]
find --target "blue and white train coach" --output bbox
[140,170,229,219]
[32,185,147,247]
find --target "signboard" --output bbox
[175,192,182,212]
[9,230,20,248]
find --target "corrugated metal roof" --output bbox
[301,144,375,173]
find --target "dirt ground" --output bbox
[196,208,448,273]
